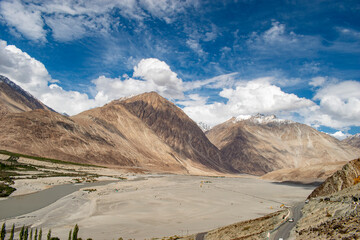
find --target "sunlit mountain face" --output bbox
[0,0,359,137]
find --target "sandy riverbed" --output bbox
[1,174,315,240]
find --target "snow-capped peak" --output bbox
[198,122,212,132]
[233,113,294,124]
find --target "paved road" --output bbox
[195,232,207,240]
[273,202,305,240]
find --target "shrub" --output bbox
[9,224,14,240]
[1,223,5,240]
[72,225,79,240]
[47,229,51,240]
[20,226,25,240]
[24,227,29,240]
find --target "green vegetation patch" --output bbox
[0,182,16,197]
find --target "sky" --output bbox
[0,0,359,139]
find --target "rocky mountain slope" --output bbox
[0,75,50,116]
[0,86,228,174]
[343,133,360,149]
[206,114,360,175]
[294,159,360,239]
[120,92,234,173]
[308,158,360,198]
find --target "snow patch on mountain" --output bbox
[233,113,294,125]
[198,122,212,132]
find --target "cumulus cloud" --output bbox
[220,78,314,114]
[0,40,100,115]
[330,131,351,140]
[182,77,315,126]
[304,80,360,129]
[133,58,184,99]
[93,58,185,103]
[0,40,185,114]
[0,40,50,92]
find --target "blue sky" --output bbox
[0,0,359,139]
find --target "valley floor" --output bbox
[1,164,315,240]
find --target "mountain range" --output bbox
[0,75,359,178]
[206,115,359,175]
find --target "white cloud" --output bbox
[304,80,360,129]
[183,72,238,91]
[133,58,184,99]
[183,77,315,126]
[139,0,197,23]
[0,40,50,92]
[0,0,46,41]
[45,15,88,42]
[330,131,351,140]
[0,40,100,115]
[247,21,320,57]
[0,0,196,42]
[221,78,314,114]
[0,40,185,114]
[309,76,326,87]
[337,27,360,39]
[204,24,218,42]
[314,80,360,100]
[186,39,206,56]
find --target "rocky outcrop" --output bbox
[308,158,360,198]
[296,176,360,239]
[207,115,360,176]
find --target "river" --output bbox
[0,180,118,220]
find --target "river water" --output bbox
[0,180,117,220]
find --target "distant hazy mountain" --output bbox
[0,75,51,116]
[206,114,360,175]
[343,133,360,149]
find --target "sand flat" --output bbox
[2,175,315,240]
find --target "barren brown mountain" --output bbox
[121,92,234,173]
[0,75,50,116]
[0,84,230,174]
[343,134,360,149]
[206,114,360,175]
